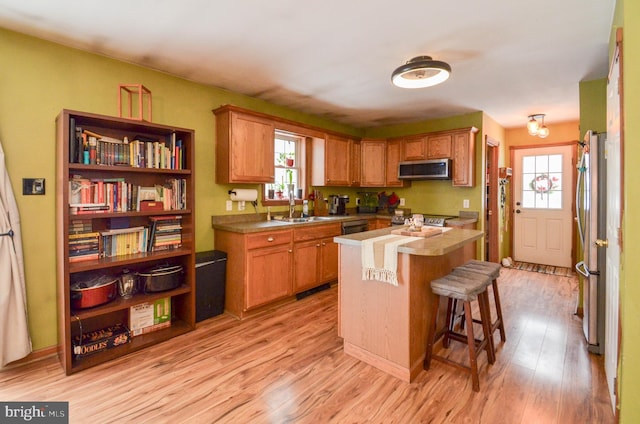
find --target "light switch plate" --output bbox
[463,199,470,208]
[226,200,232,211]
[23,178,45,195]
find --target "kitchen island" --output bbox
[334,226,483,382]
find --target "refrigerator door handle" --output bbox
[575,260,589,278]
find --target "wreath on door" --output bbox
[530,173,559,198]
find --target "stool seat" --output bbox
[457,259,501,280]
[425,271,495,392]
[430,273,491,301]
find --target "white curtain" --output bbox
[0,139,31,367]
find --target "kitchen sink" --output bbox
[274,216,341,223]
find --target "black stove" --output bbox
[391,213,456,227]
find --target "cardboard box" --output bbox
[73,323,131,359]
[129,298,171,336]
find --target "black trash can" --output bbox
[195,250,227,322]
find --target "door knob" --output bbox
[515,209,521,214]
[595,239,608,247]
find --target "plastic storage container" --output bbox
[195,250,227,322]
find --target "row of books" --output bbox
[69,177,187,214]
[148,216,182,252]
[101,226,149,258]
[67,216,182,262]
[69,118,185,169]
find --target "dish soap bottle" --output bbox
[302,200,309,217]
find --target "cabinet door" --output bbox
[350,139,361,187]
[426,134,452,159]
[319,237,339,283]
[360,140,386,187]
[293,240,320,292]
[324,135,351,185]
[375,218,392,229]
[385,139,405,187]
[452,131,475,187]
[246,245,292,309]
[402,135,426,161]
[230,113,274,183]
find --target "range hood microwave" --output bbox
[398,158,452,180]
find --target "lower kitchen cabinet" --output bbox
[246,243,293,310]
[293,223,341,293]
[214,223,340,319]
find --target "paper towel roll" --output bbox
[229,188,258,202]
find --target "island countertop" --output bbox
[334,226,484,256]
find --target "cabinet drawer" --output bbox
[294,223,341,242]
[246,230,292,249]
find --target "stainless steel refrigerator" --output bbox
[575,130,607,354]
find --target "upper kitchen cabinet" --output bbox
[402,135,427,161]
[214,105,275,184]
[312,134,352,186]
[360,139,386,187]
[385,138,406,187]
[426,134,453,159]
[451,128,478,187]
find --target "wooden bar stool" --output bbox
[424,272,495,392]
[455,260,506,344]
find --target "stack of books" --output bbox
[148,216,182,252]
[101,226,149,258]
[68,230,101,262]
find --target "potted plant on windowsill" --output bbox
[278,152,294,167]
[275,182,285,199]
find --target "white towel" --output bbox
[361,235,422,286]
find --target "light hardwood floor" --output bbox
[1,267,615,423]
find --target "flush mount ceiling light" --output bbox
[527,114,550,138]
[391,55,451,88]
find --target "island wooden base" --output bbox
[339,243,471,382]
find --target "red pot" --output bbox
[70,277,118,309]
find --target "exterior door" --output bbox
[604,35,621,412]
[513,145,574,267]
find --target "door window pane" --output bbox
[521,154,563,209]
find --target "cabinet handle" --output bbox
[322,242,326,246]
[288,249,292,253]
[267,237,274,242]
[316,244,321,247]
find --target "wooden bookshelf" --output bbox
[55,109,196,375]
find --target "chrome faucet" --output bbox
[287,184,296,218]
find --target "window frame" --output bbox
[262,131,308,206]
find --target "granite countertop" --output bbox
[211,214,375,233]
[334,226,484,256]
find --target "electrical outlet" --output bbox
[356,197,361,206]
[399,198,406,206]
[226,200,232,211]
[463,199,470,208]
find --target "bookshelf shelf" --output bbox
[56,109,196,375]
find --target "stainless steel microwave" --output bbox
[398,158,452,180]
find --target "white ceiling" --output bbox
[0,0,615,129]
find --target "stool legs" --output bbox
[424,292,495,392]
[490,279,506,342]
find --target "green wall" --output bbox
[579,79,607,137]
[617,0,640,421]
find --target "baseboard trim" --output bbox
[2,345,57,371]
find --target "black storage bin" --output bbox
[195,250,227,322]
